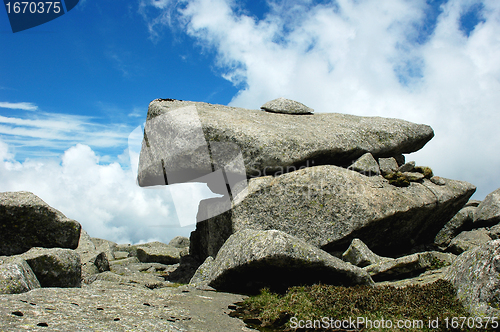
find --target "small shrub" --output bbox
[415,166,434,179]
[384,172,410,187]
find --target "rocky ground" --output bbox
[2,98,500,331]
[0,281,254,331]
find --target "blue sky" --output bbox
[1,0,499,244]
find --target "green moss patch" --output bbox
[231,280,489,331]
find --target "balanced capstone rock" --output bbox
[138,99,434,185]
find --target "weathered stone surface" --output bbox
[139,99,434,185]
[113,251,129,260]
[191,165,476,261]
[364,251,455,282]
[447,229,493,255]
[376,266,450,288]
[189,256,214,287]
[489,224,500,239]
[342,238,391,267]
[434,206,476,247]
[136,242,182,265]
[473,188,500,227]
[16,247,81,288]
[109,260,174,278]
[0,259,40,294]
[91,237,117,261]
[401,172,425,181]
[169,236,190,248]
[94,271,169,290]
[194,229,374,294]
[76,230,110,283]
[260,97,314,114]
[348,153,380,176]
[0,191,81,256]
[444,240,500,317]
[378,157,399,175]
[465,199,481,207]
[430,176,446,186]
[115,243,138,257]
[397,161,415,173]
[109,256,140,266]
[0,281,252,331]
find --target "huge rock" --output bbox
[191,165,476,261]
[0,259,40,294]
[0,191,81,255]
[190,229,373,294]
[473,188,500,227]
[138,99,434,185]
[444,240,500,317]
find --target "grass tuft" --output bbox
[231,280,491,331]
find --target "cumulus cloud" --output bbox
[142,0,500,199]
[0,139,202,244]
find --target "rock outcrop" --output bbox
[189,229,374,294]
[138,99,434,185]
[191,165,475,261]
[0,191,81,256]
[445,240,500,317]
[4,97,500,328]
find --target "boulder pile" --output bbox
[1,98,500,329]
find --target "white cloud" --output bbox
[141,0,500,200]
[0,111,134,160]
[0,102,38,111]
[0,139,200,244]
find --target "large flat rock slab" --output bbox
[191,165,476,260]
[0,281,253,331]
[138,99,434,185]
